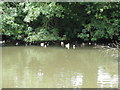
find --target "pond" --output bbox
[2,46,118,88]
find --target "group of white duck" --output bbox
[38,42,77,49]
[1,40,96,49]
[16,41,85,49]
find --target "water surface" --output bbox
[2,46,118,88]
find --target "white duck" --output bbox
[25,43,28,46]
[40,43,44,47]
[16,42,18,46]
[73,45,75,49]
[81,43,85,47]
[0,40,5,44]
[44,44,47,48]
[61,41,64,46]
[89,42,91,45]
[65,43,70,49]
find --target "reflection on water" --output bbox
[97,67,118,88]
[71,73,83,87]
[2,46,118,88]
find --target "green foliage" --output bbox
[1,2,120,42]
[24,28,60,42]
[23,2,64,22]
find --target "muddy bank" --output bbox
[1,40,119,50]
[1,35,120,48]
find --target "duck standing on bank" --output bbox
[65,43,70,49]
[81,43,85,47]
[40,42,44,47]
[16,42,19,46]
[61,41,64,47]
[0,40,5,44]
[73,45,75,49]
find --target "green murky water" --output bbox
[2,46,118,88]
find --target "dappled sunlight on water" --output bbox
[2,46,118,88]
[97,66,118,88]
[71,73,83,87]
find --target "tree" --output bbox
[1,2,120,43]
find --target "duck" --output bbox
[47,43,49,46]
[94,43,97,46]
[0,40,5,44]
[29,43,31,45]
[73,45,75,49]
[25,43,28,46]
[61,41,64,46]
[65,43,70,49]
[16,42,18,46]
[81,43,85,47]
[44,45,47,48]
[40,43,44,47]
[89,42,91,45]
